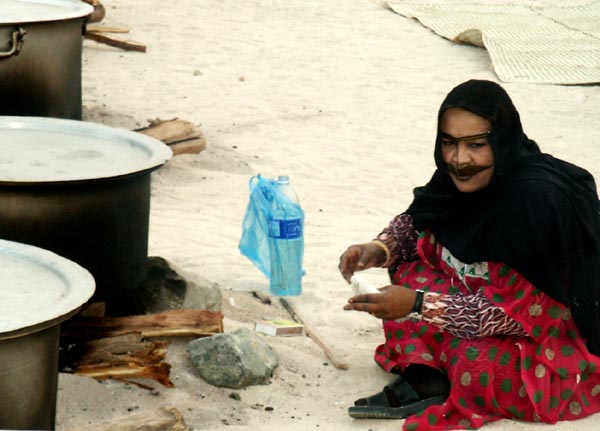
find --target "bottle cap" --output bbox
[277,175,290,184]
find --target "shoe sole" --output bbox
[348,395,447,419]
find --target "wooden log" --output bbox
[62,407,188,431]
[76,362,174,388]
[60,310,223,388]
[75,333,169,364]
[168,138,207,156]
[62,309,224,339]
[82,0,106,24]
[62,332,174,387]
[280,298,349,370]
[84,31,147,53]
[136,118,204,144]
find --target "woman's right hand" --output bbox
[338,242,387,283]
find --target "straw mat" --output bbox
[386,1,600,84]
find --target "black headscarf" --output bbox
[407,79,600,355]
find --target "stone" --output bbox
[180,269,222,313]
[112,257,222,316]
[187,328,279,389]
[127,257,187,314]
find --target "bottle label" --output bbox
[270,218,302,239]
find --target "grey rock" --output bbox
[187,328,279,389]
[124,257,187,315]
[181,271,222,312]
[107,257,187,315]
[116,257,222,315]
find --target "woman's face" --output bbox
[440,108,494,193]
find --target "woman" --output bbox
[339,79,600,430]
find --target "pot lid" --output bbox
[0,117,173,184]
[0,238,95,336]
[1,0,93,25]
[1,0,93,24]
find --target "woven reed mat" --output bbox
[386,1,600,85]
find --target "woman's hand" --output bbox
[343,285,417,320]
[338,242,387,283]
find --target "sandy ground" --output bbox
[56,0,600,430]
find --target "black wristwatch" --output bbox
[408,289,425,322]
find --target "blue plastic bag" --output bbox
[239,175,278,278]
[239,174,305,291]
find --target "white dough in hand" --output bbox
[350,274,380,295]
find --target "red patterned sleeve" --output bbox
[374,213,419,268]
[421,290,528,340]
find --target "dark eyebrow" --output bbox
[440,131,491,143]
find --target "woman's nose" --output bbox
[456,143,471,165]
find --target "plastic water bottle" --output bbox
[268,175,304,296]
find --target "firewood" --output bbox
[86,25,130,34]
[62,407,188,431]
[76,362,173,387]
[136,118,204,144]
[84,31,147,53]
[62,309,224,339]
[76,332,169,364]
[82,0,106,24]
[168,138,207,156]
[60,310,222,387]
[280,298,349,370]
[62,332,174,387]
[76,362,174,387]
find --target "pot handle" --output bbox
[0,27,26,59]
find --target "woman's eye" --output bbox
[469,142,488,148]
[441,140,454,146]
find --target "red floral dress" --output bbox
[375,230,600,430]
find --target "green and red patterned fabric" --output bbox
[375,230,600,430]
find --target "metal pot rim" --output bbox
[1,0,93,25]
[0,116,173,183]
[0,238,95,335]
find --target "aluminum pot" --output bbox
[0,116,172,314]
[0,238,95,430]
[0,1,93,119]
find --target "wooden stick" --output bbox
[61,407,188,431]
[280,298,349,370]
[84,31,147,53]
[252,290,272,305]
[86,25,130,34]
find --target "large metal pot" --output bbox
[0,238,95,430]
[0,116,172,314]
[0,0,93,119]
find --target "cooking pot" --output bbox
[0,0,93,119]
[0,238,95,430]
[0,116,172,314]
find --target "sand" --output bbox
[57,0,600,430]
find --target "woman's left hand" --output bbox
[343,285,417,320]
